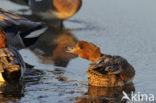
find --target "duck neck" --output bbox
[89,53,103,62]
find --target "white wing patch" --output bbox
[24,27,47,38]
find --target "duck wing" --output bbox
[0,8,47,48]
[89,56,128,75]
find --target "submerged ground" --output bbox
[0,0,156,103]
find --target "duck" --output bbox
[22,0,82,19]
[51,0,82,20]
[51,0,82,28]
[10,0,82,28]
[66,40,135,87]
[76,84,135,103]
[0,28,26,83]
[30,28,78,67]
[0,8,47,49]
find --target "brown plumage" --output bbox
[52,0,82,20]
[0,29,6,48]
[67,40,135,87]
[0,28,26,83]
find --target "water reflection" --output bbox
[0,66,44,103]
[30,27,78,67]
[51,68,68,81]
[23,67,44,83]
[0,82,24,103]
[76,83,135,103]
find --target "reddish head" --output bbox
[66,41,102,62]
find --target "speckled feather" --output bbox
[87,54,135,87]
[0,47,26,82]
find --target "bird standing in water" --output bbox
[0,28,26,83]
[51,0,82,27]
[67,41,135,87]
[10,0,82,28]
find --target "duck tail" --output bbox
[19,22,48,47]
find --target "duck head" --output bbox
[0,28,6,48]
[52,0,82,20]
[66,41,102,62]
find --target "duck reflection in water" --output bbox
[30,27,78,67]
[0,81,24,103]
[76,83,135,103]
[0,66,43,103]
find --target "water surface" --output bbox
[0,0,156,103]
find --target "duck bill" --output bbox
[66,47,76,54]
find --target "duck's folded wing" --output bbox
[0,8,47,48]
[89,57,124,75]
[0,8,22,26]
[104,64,120,74]
[90,63,121,75]
[89,56,130,75]
[0,8,47,38]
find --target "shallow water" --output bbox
[0,0,156,103]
